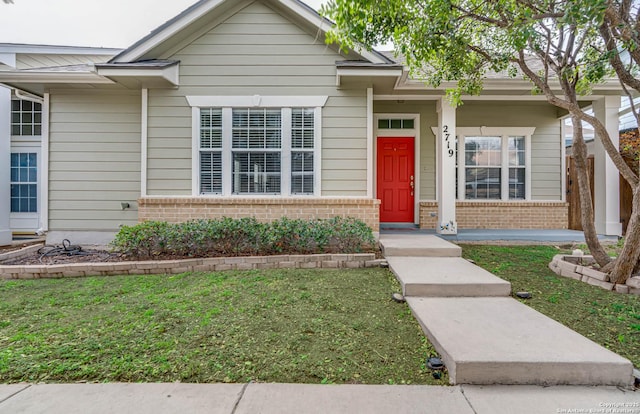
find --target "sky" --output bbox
[0,0,327,49]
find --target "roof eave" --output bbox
[336,66,403,86]
[0,71,113,84]
[0,43,122,55]
[96,64,180,87]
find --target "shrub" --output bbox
[111,217,376,259]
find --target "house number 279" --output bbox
[443,125,454,157]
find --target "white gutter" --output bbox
[14,89,43,103]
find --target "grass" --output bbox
[0,268,446,385]
[461,244,640,368]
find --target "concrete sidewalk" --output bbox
[1,383,638,414]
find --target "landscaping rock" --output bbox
[557,260,577,273]
[560,267,583,281]
[582,276,614,291]
[615,284,630,294]
[581,266,610,282]
[515,292,532,299]
[563,256,581,265]
[626,276,640,289]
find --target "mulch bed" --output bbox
[2,247,121,266]
[2,244,383,266]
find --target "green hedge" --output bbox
[111,217,376,259]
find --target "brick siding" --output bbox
[419,201,568,229]
[138,197,381,231]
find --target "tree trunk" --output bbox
[608,185,640,283]
[570,115,611,268]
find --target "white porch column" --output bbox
[0,85,11,246]
[593,96,622,236]
[436,98,457,234]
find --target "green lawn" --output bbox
[462,245,640,368]
[0,268,445,385]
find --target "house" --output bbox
[0,0,626,246]
[0,43,121,246]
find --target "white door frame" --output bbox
[373,113,421,224]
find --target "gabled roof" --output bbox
[110,0,391,65]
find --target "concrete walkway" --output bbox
[1,383,638,414]
[379,234,634,386]
[380,227,619,243]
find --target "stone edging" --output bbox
[0,253,381,280]
[548,254,640,294]
[0,243,44,263]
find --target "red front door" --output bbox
[377,137,415,223]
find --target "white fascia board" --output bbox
[97,65,180,86]
[0,44,121,55]
[277,0,387,64]
[336,68,403,86]
[113,0,225,63]
[336,68,403,78]
[186,95,329,108]
[0,71,113,84]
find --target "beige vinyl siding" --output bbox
[16,54,112,69]
[457,102,562,200]
[147,1,367,196]
[48,91,141,231]
[374,101,438,200]
[372,101,562,201]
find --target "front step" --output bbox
[379,235,461,257]
[407,297,633,386]
[387,257,511,297]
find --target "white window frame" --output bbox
[187,96,327,197]
[11,98,43,138]
[455,127,535,201]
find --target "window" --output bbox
[11,99,42,136]
[232,108,282,194]
[508,137,526,199]
[195,104,319,196]
[291,108,315,194]
[199,108,223,194]
[378,118,414,129]
[464,137,502,199]
[455,128,534,201]
[10,153,38,213]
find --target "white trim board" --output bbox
[40,93,50,233]
[141,89,149,197]
[186,95,329,108]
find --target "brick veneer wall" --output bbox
[138,197,381,232]
[419,201,568,229]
